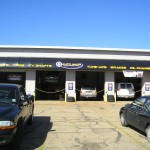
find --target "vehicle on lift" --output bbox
[0,83,34,150]
[80,85,97,100]
[116,83,135,98]
[44,74,59,83]
[119,96,150,142]
[7,74,23,81]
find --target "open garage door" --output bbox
[76,71,104,101]
[115,72,142,101]
[0,72,26,87]
[35,71,65,100]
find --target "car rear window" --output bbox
[82,86,95,90]
[119,83,133,89]
[126,84,132,89]
[120,84,126,89]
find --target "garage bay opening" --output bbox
[115,72,142,101]
[0,72,26,87]
[76,71,104,101]
[36,71,65,100]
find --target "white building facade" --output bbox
[0,45,150,102]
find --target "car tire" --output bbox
[146,126,150,142]
[120,113,128,127]
[67,96,75,102]
[27,107,34,125]
[27,114,34,125]
[10,120,23,150]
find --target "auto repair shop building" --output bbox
[0,45,150,102]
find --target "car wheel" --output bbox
[27,107,34,125]
[10,120,23,150]
[67,96,75,102]
[27,114,33,125]
[146,126,150,142]
[120,113,128,127]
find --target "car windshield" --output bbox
[0,87,17,104]
[133,97,146,106]
[145,99,150,111]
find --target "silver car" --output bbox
[80,85,97,100]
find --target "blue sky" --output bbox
[0,0,150,49]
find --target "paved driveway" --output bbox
[19,101,150,150]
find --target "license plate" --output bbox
[86,91,92,93]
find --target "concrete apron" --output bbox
[20,101,150,150]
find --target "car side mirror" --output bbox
[26,95,34,103]
[20,95,28,106]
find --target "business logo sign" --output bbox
[56,61,83,69]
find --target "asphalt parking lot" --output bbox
[18,100,150,150]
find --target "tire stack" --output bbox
[67,96,75,102]
[107,95,115,102]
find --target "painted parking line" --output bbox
[107,120,150,150]
[37,142,45,150]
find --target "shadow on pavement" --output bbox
[20,116,53,150]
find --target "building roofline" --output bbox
[0,45,150,53]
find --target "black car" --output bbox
[119,96,150,142]
[0,83,34,150]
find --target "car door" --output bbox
[137,100,150,132]
[126,104,140,128]
[126,97,148,130]
[136,109,149,132]
[19,87,29,122]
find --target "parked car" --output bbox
[0,83,34,150]
[119,96,150,142]
[80,85,97,100]
[116,82,135,98]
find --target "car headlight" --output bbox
[0,121,16,130]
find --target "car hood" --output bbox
[0,102,19,120]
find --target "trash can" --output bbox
[67,96,75,102]
[107,95,115,102]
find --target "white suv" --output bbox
[116,83,135,98]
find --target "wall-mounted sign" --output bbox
[123,71,143,77]
[56,61,83,69]
[68,83,73,90]
[108,83,113,91]
[145,84,150,91]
